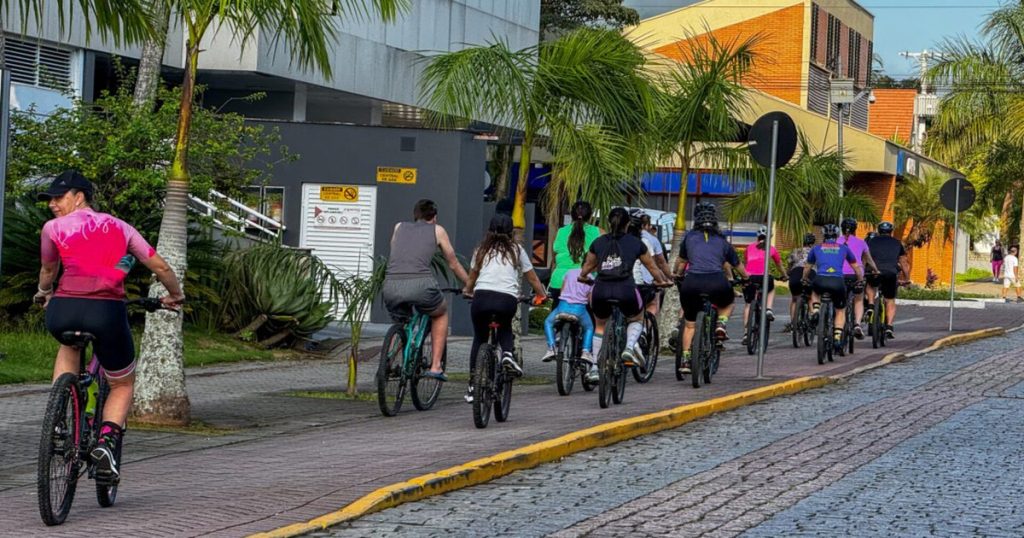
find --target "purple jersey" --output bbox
[837,235,868,276]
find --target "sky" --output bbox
[622,0,994,79]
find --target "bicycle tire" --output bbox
[411,329,446,411]
[878,300,888,348]
[555,324,575,396]
[93,378,118,508]
[610,309,626,405]
[745,300,758,355]
[598,334,614,409]
[792,296,802,349]
[38,373,82,526]
[612,354,626,405]
[633,312,658,384]
[706,335,719,383]
[674,320,685,381]
[691,314,705,388]
[846,300,856,355]
[817,303,829,365]
[494,361,513,423]
[472,346,496,428]
[803,299,814,347]
[376,325,407,417]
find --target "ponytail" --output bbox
[567,201,592,264]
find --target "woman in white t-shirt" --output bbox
[463,214,547,384]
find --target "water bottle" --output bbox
[116,255,137,273]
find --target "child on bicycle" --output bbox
[541,268,596,378]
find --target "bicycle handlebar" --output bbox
[127,297,181,313]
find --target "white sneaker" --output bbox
[622,345,646,372]
[541,348,557,362]
[580,350,594,363]
[586,365,600,383]
[463,385,474,403]
[502,353,524,377]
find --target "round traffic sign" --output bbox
[939,177,975,213]
[748,112,798,169]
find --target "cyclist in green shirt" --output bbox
[549,201,600,308]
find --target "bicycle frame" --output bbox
[402,312,431,376]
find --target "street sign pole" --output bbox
[949,177,961,332]
[0,69,10,278]
[755,120,780,380]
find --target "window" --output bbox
[825,14,841,72]
[810,4,820,64]
[243,185,285,225]
[2,35,72,90]
[866,40,875,85]
[848,30,861,79]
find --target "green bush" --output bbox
[899,286,987,301]
[956,267,994,283]
[529,303,551,332]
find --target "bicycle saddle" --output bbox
[555,313,580,323]
[59,331,96,348]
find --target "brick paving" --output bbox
[325,323,1024,537]
[0,302,1022,536]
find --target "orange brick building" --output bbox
[628,0,964,284]
[868,88,917,144]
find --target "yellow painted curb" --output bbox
[249,376,832,538]
[252,325,1010,538]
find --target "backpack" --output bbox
[597,235,632,280]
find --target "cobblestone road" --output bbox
[325,329,1024,537]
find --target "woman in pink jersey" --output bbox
[741,226,786,346]
[35,171,184,481]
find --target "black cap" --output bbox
[37,170,93,201]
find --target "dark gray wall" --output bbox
[250,120,489,335]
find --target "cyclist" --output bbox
[629,208,673,317]
[577,207,671,372]
[541,268,597,382]
[865,221,911,339]
[802,224,864,350]
[836,217,879,339]
[462,214,546,401]
[549,201,600,309]
[674,202,750,374]
[741,225,785,346]
[35,170,185,482]
[640,213,671,310]
[785,233,816,333]
[381,199,470,382]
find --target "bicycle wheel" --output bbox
[93,378,118,507]
[802,299,814,347]
[745,301,758,355]
[878,301,888,347]
[633,312,658,384]
[846,302,855,355]
[411,328,446,411]
[598,335,614,409]
[674,320,686,382]
[555,324,575,396]
[792,296,802,349]
[691,314,705,388]
[38,373,82,526]
[376,325,407,417]
[494,365,513,423]
[816,304,829,365]
[472,346,496,428]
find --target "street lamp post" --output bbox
[830,76,874,221]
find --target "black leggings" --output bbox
[46,297,135,378]
[470,290,517,373]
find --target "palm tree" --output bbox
[724,136,879,241]
[927,2,1024,246]
[131,0,408,426]
[2,1,152,45]
[420,28,658,235]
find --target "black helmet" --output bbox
[628,208,646,229]
[866,231,879,242]
[840,217,858,234]
[803,233,816,246]
[693,201,717,230]
[822,224,841,241]
[878,221,895,234]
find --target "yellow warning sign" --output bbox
[320,185,359,202]
[377,166,417,184]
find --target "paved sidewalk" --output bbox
[1,302,1023,536]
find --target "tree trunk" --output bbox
[131,0,171,109]
[346,326,361,395]
[512,133,534,238]
[492,144,514,203]
[131,41,200,426]
[657,155,689,346]
[1001,190,1013,242]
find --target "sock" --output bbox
[683,350,692,359]
[592,335,603,360]
[717,315,728,324]
[625,322,643,350]
[99,422,123,444]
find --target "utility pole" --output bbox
[901,49,938,151]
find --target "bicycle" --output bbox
[553,312,597,396]
[815,290,837,365]
[471,295,534,428]
[37,297,170,526]
[744,278,783,355]
[867,279,908,349]
[597,299,628,408]
[677,279,735,388]
[791,286,815,349]
[376,288,461,417]
[632,284,661,384]
[839,282,862,357]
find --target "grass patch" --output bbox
[0,328,309,385]
[130,419,236,436]
[445,371,551,386]
[285,389,377,402]
[900,287,988,301]
[956,267,995,284]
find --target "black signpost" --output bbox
[940,177,975,331]
[747,112,797,379]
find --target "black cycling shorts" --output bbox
[868,272,900,299]
[843,275,864,294]
[812,276,848,309]
[591,280,643,319]
[742,275,775,303]
[677,272,734,322]
[789,268,815,296]
[638,284,659,308]
[46,297,136,379]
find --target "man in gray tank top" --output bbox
[382,199,469,381]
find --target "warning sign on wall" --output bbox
[320,185,360,202]
[312,205,363,229]
[376,166,417,184]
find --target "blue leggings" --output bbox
[544,302,594,352]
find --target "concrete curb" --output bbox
[250,325,1012,538]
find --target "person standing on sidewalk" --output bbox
[381,199,470,382]
[1001,245,1023,303]
[991,240,1004,283]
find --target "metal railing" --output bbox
[188,189,285,241]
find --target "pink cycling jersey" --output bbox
[41,208,156,300]
[745,243,781,275]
